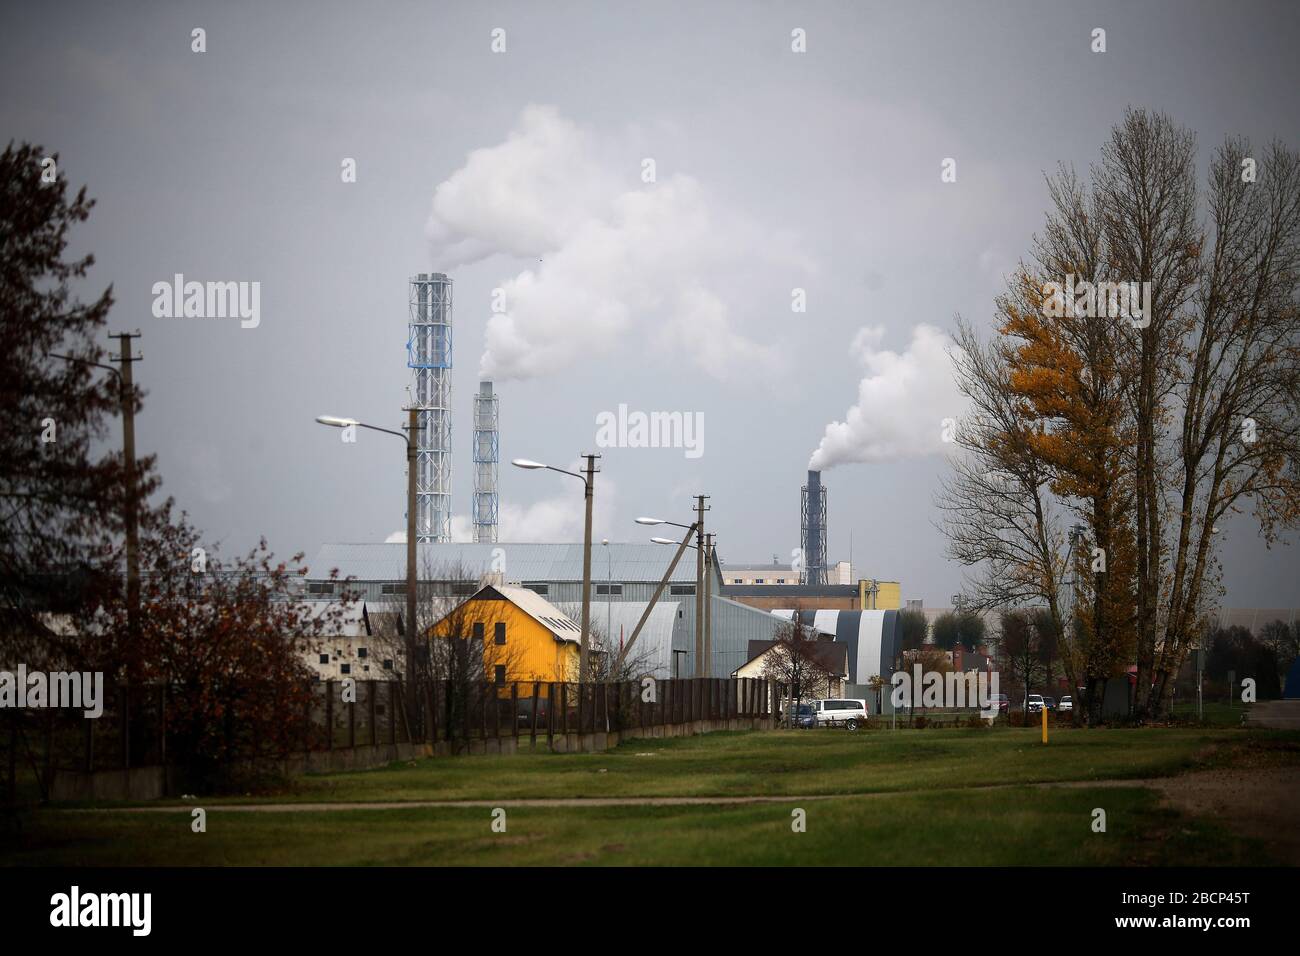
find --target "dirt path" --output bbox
[1147,767,1300,864]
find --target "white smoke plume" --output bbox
[425,105,809,383]
[808,324,967,470]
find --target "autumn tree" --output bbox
[937,320,1075,691]
[944,110,1300,719]
[74,503,353,791]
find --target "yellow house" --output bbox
[425,584,585,693]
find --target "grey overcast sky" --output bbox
[3,0,1298,607]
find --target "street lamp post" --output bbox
[640,507,708,676]
[513,455,600,682]
[651,531,715,678]
[316,410,421,732]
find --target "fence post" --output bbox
[530,681,540,749]
[85,708,94,772]
[120,685,130,770]
[546,682,555,748]
[425,680,435,745]
[510,683,518,741]
[43,707,54,797]
[158,684,167,767]
[560,683,568,736]
[389,681,397,745]
[577,681,585,735]
[369,681,378,747]
[325,680,334,750]
[6,710,15,808]
[303,683,312,754]
[444,679,453,744]
[348,686,356,749]
[493,681,502,739]
[480,682,489,740]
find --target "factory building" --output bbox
[304,542,793,680]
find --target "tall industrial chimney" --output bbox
[801,469,827,585]
[473,381,499,543]
[408,273,452,543]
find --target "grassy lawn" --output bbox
[5,726,1295,866]
[156,725,1250,805]
[1,786,1271,866]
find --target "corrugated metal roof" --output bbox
[309,542,703,585]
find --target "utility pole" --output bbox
[694,494,709,677]
[579,454,600,683]
[405,406,420,732]
[109,332,142,651]
[704,532,714,679]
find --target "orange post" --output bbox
[1041,705,1048,744]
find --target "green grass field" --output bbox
[4,725,1296,866]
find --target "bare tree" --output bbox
[761,611,838,723]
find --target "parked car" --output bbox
[784,702,816,728]
[1043,696,1058,711]
[989,693,1010,714]
[811,698,869,730]
[1026,694,1046,714]
[1059,696,1074,713]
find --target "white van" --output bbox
[812,698,869,730]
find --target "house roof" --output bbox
[492,585,585,645]
[738,639,849,677]
[428,584,585,645]
[309,542,710,585]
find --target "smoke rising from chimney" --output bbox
[808,324,967,471]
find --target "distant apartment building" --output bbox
[723,559,855,586]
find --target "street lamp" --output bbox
[651,532,716,678]
[316,409,421,730]
[638,495,709,676]
[513,455,600,682]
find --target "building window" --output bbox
[381,583,407,595]
[521,582,549,595]
[494,664,506,685]
[473,622,485,640]
[340,664,351,675]
[308,581,335,595]
[755,578,765,584]
[670,585,696,595]
[733,578,743,584]
[319,654,329,664]
[595,584,623,595]
[776,578,786,584]
[357,647,368,658]
[494,622,506,645]
[383,660,393,671]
